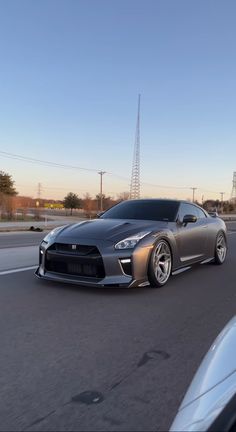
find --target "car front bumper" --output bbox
[35,237,153,288]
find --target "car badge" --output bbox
[72,245,77,250]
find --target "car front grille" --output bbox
[45,243,105,279]
[53,243,99,256]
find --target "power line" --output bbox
[0,150,99,173]
[0,150,130,184]
[0,150,192,190]
[200,188,223,195]
[140,181,189,190]
[0,150,228,197]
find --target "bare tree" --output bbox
[117,191,130,201]
[83,193,94,218]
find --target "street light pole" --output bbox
[98,171,106,211]
[190,187,197,203]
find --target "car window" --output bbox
[195,207,207,219]
[101,200,180,222]
[178,203,197,222]
[178,203,207,222]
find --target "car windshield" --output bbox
[101,200,179,222]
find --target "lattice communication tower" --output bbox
[130,94,141,199]
[231,171,236,201]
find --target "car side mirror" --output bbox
[183,214,197,225]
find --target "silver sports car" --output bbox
[35,199,227,288]
[170,316,236,431]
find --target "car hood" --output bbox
[56,218,168,242]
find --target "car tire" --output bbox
[214,231,227,265]
[148,239,172,287]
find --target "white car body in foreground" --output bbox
[170,316,236,431]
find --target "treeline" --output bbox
[202,199,236,213]
[0,193,127,219]
[1,170,236,220]
[0,171,129,219]
[62,192,130,216]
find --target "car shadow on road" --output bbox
[34,277,158,297]
[36,282,153,296]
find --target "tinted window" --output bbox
[178,203,207,221]
[101,200,179,222]
[178,203,198,222]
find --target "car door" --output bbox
[176,203,208,264]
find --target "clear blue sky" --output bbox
[0,0,235,201]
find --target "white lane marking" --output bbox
[0,246,38,273]
[0,266,37,276]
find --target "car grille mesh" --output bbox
[45,243,105,278]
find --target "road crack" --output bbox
[110,349,170,391]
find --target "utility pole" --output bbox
[37,182,42,200]
[98,171,106,211]
[36,182,42,220]
[190,187,197,203]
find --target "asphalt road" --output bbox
[0,231,46,248]
[0,215,83,231]
[0,229,236,431]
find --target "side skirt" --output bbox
[172,267,191,275]
[172,257,215,276]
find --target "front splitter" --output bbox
[35,267,133,288]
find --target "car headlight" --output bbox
[42,226,65,243]
[115,231,151,250]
